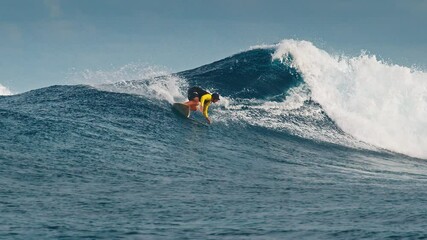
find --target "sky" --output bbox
[1,0,427,93]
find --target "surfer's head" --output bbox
[212,93,220,103]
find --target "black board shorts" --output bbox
[187,87,209,100]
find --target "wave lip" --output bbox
[270,39,427,159]
[0,83,12,96]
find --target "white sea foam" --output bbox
[270,39,427,159]
[68,63,187,103]
[215,84,372,149]
[0,83,12,96]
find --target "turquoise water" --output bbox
[1,44,427,239]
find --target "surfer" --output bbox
[185,87,220,124]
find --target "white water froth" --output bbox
[0,83,12,96]
[68,64,187,103]
[215,84,373,149]
[272,39,427,159]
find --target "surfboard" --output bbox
[172,103,209,127]
[172,103,190,118]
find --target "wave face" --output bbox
[1,40,427,239]
[178,48,302,99]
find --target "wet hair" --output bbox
[212,93,220,100]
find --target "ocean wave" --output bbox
[270,39,427,159]
[12,39,426,159]
[177,48,302,99]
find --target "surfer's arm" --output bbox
[203,101,211,118]
[199,94,209,112]
[199,94,212,123]
[199,95,212,117]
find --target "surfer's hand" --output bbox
[206,118,211,124]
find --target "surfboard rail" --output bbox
[172,103,190,118]
[172,103,209,126]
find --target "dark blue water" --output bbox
[1,48,427,239]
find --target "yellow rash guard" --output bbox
[199,94,212,118]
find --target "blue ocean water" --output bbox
[1,40,427,239]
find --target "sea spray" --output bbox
[272,39,427,158]
[67,63,188,103]
[0,83,12,96]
